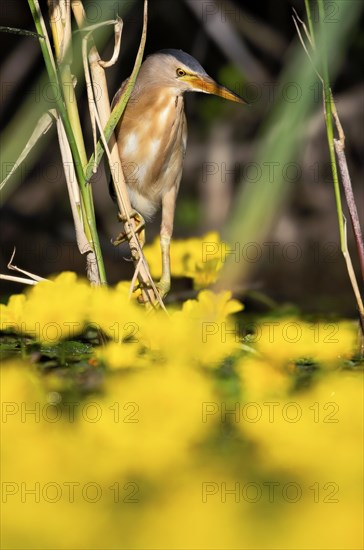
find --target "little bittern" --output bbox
[112,49,246,296]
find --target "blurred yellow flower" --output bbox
[255,317,357,367]
[132,467,254,549]
[238,372,363,477]
[21,272,91,343]
[1,362,112,549]
[87,284,142,341]
[236,372,363,549]
[1,340,362,550]
[95,341,143,370]
[1,253,362,550]
[0,294,26,332]
[140,290,243,368]
[237,356,291,401]
[143,231,230,288]
[78,365,216,476]
[182,289,243,322]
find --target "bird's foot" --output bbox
[155,279,170,299]
[133,278,170,305]
[112,210,145,247]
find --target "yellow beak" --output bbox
[185,74,247,104]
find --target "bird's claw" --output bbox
[112,210,145,247]
[133,279,170,304]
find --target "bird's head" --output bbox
[143,49,247,104]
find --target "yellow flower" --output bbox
[143,232,230,288]
[238,372,363,477]
[132,467,253,549]
[1,361,112,549]
[140,290,243,368]
[95,341,143,370]
[237,357,291,401]
[22,272,91,343]
[87,284,142,341]
[255,317,357,367]
[233,372,363,549]
[114,280,142,301]
[182,289,243,322]
[183,290,243,366]
[0,294,26,332]
[78,365,216,476]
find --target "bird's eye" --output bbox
[176,68,186,77]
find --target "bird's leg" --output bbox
[133,233,170,301]
[112,210,145,247]
[157,235,171,297]
[157,186,178,298]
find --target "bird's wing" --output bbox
[111,77,130,111]
[182,112,187,158]
[108,78,130,201]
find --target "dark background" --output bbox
[1,0,363,315]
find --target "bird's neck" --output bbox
[131,64,184,103]
[128,84,184,118]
